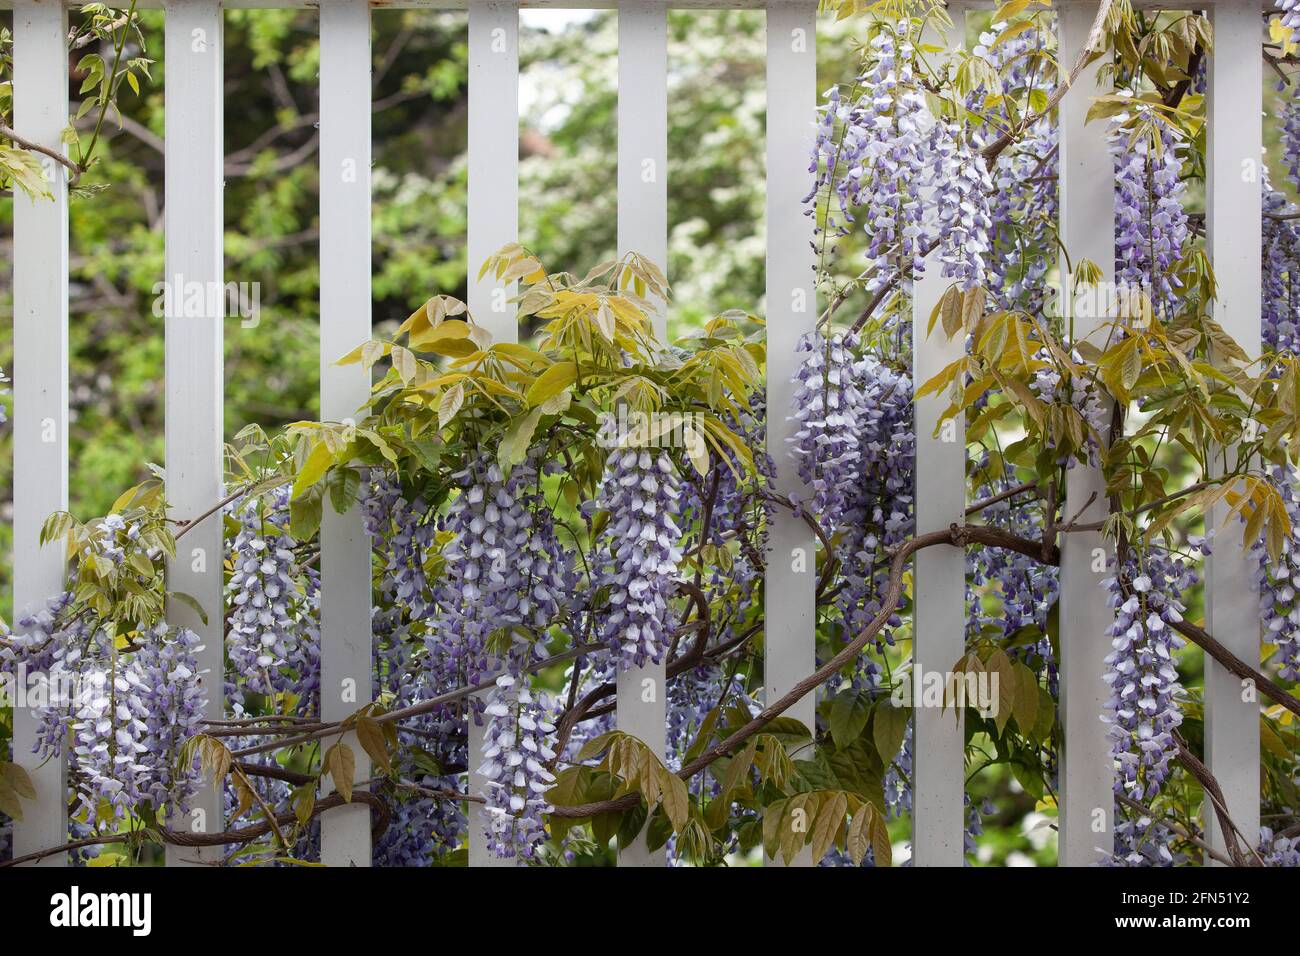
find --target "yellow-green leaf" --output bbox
[526,361,578,407]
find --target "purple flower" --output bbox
[593,448,683,668]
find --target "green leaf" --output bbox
[868,803,892,867]
[498,408,543,469]
[289,490,323,541]
[356,717,392,775]
[719,739,758,797]
[324,743,356,803]
[292,441,333,499]
[1012,661,1041,735]
[762,797,788,861]
[846,804,871,865]
[167,591,210,627]
[872,701,911,766]
[985,648,1018,734]
[0,762,36,800]
[292,786,316,827]
[525,361,578,407]
[829,690,871,749]
[328,467,361,514]
[657,766,690,832]
[575,730,620,763]
[828,741,885,811]
[810,791,848,863]
[438,382,466,428]
[391,345,417,383]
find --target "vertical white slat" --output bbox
[162,0,225,867]
[764,0,816,868]
[910,2,967,868]
[616,0,668,867]
[318,0,374,868]
[10,0,69,866]
[1203,2,1262,863]
[466,0,519,868]
[1056,0,1115,867]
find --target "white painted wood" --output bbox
[763,0,816,869]
[616,0,668,867]
[910,3,967,868]
[10,0,69,867]
[1203,2,1262,863]
[317,0,375,867]
[466,0,520,867]
[162,0,226,867]
[1055,0,1115,867]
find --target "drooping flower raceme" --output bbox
[1103,552,1195,802]
[67,624,207,831]
[133,624,207,814]
[1102,548,1199,865]
[833,354,914,665]
[927,120,995,290]
[226,487,311,698]
[968,20,1058,313]
[1281,82,1300,194]
[428,454,571,686]
[363,474,437,624]
[593,448,683,668]
[788,332,870,533]
[1252,463,1300,683]
[1263,185,1300,356]
[1112,117,1190,318]
[808,31,994,293]
[478,656,558,859]
[1031,354,1109,468]
[788,331,915,685]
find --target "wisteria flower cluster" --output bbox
[478,659,558,859]
[62,625,206,832]
[808,30,994,293]
[430,453,571,686]
[927,120,996,290]
[788,329,915,686]
[968,20,1059,313]
[1102,547,1199,864]
[593,448,684,668]
[1111,115,1190,317]
[1252,464,1300,682]
[788,331,872,532]
[226,487,316,700]
[1263,97,1300,355]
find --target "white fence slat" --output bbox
[10,0,70,866]
[910,3,967,868]
[1056,0,1115,867]
[318,0,375,867]
[466,0,520,867]
[161,0,226,867]
[763,0,817,868]
[616,0,668,867]
[1203,2,1262,863]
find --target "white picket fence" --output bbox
[4,0,1265,867]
